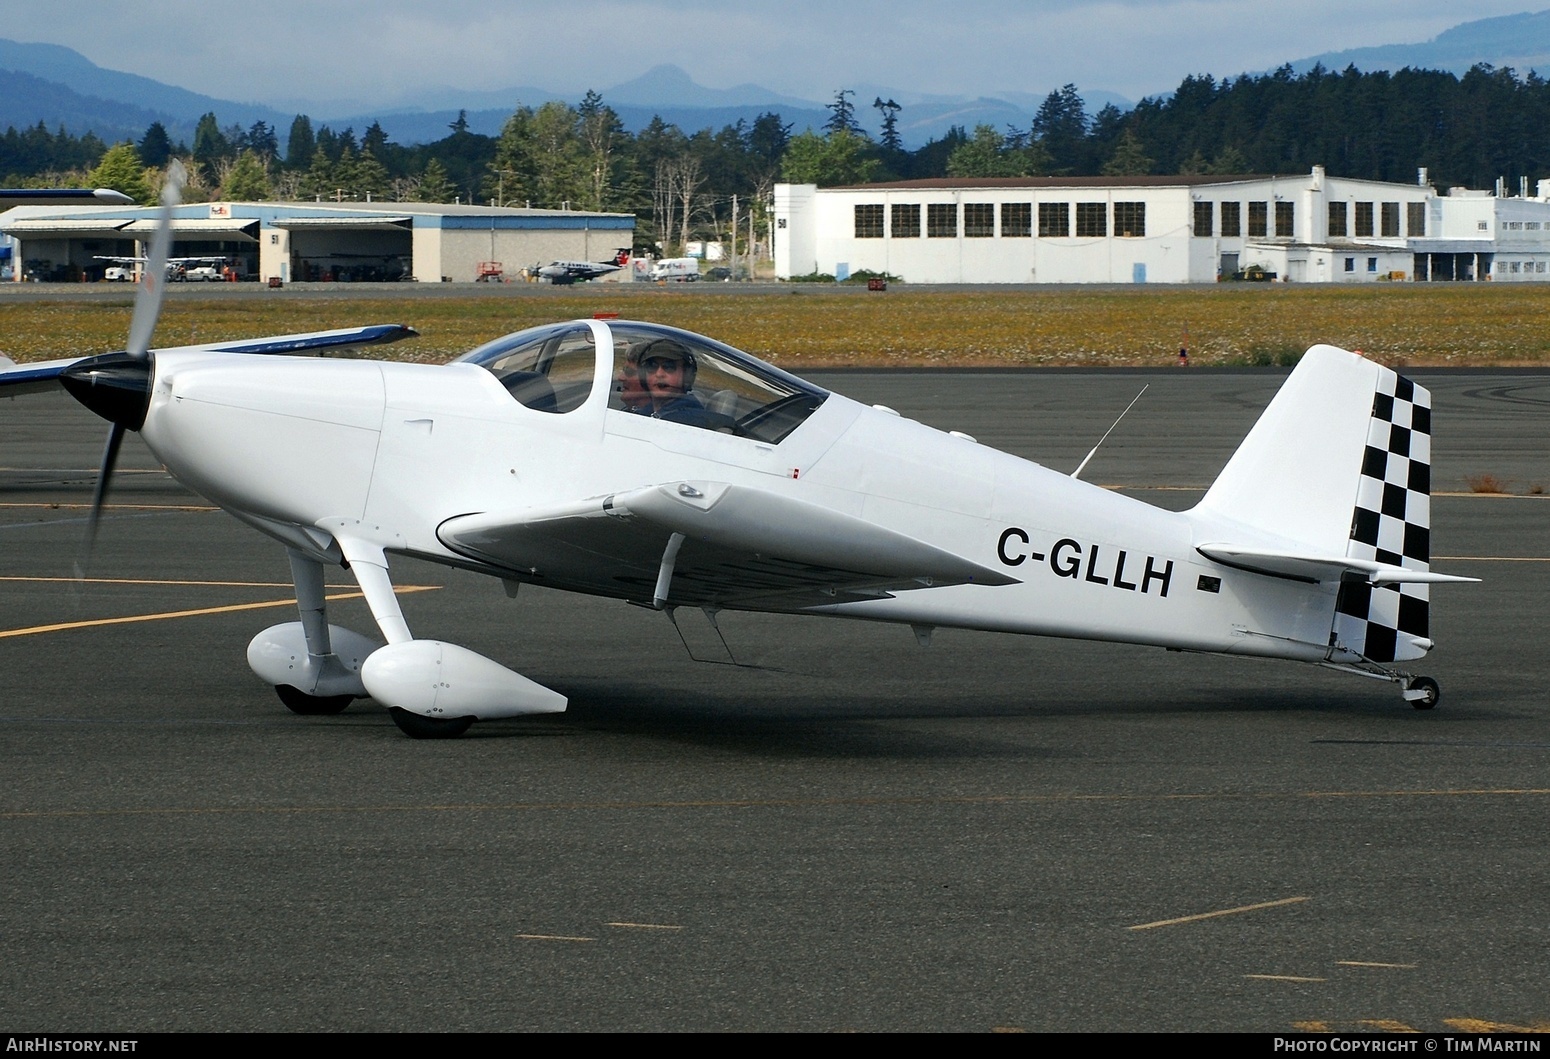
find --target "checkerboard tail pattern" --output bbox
[1331,369,1431,663]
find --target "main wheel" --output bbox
[388,707,474,739]
[275,684,354,715]
[1407,676,1440,710]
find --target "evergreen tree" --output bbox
[191,113,229,178]
[1033,84,1087,174]
[223,150,271,200]
[285,115,314,167]
[1100,128,1154,176]
[352,148,389,200]
[88,142,154,204]
[873,97,903,152]
[137,122,172,168]
[824,90,864,136]
[301,146,336,199]
[419,158,455,202]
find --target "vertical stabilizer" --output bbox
[1194,345,1433,662]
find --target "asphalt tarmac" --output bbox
[1,368,1546,1032]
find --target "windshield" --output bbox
[607,322,828,444]
[456,323,597,413]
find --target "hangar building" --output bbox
[1,201,634,283]
[774,166,1550,284]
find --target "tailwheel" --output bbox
[275,684,354,715]
[388,707,474,739]
[1405,676,1440,711]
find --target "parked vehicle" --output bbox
[649,257,700,282]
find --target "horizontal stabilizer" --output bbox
[1196,544,1478,585]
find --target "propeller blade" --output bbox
[77,161,182,576]
[77,423,126,577]
[125,159,186,361]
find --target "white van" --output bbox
[649,257,700,282]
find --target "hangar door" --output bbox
[271,217,413,282]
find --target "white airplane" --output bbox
[537,250,630,285]
[2,168,1477,737]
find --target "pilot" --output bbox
[634,339,711,426]
[614,343,651,412]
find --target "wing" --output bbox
[438,480,1018,610]
[0,188,133,207]
[0,325,418,397]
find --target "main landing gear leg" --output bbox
[341,544,474,739]
[247,548,375,715]
[1316,661,1441,710]
[276,549,353,714]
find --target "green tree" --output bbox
[88,142,154,204]
[137,122,172,168]
[780,129,881,186]
[300,146,336,199]
[285,115,314,167]
[947,124,1048,177]
[191,112,230,179]
[419,158,454,202]
[223,150,271,200]
[352,148,389,200]
[1100,128,1154,176]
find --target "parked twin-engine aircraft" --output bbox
[537,249,630,284]
[2,169,1476,737]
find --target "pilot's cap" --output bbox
[638,339,696,374]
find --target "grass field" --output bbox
[4,282,1550,368]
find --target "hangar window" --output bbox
[1275,201,1294,237]
[1381,202,1400,237]
[1075,202,1107,237]
[1001,203,1032,237]
[1345,257,1355,273]
[927,203,958,238]
[891,203,920,237]
[1355,202,1374,237]
[1114,202,1145,237]
[854,204,884,238]
[1220,201,1241,237]
[1408,204,1427,236]
[964,203,995,237]
[1193,201,1213,236]
[1328,201,1348,237]
[1039,202,1070,237]
[459,323,597,414]
[1247,201,1268,237]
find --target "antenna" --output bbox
[1071,385,1148,481]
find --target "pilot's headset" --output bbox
[638,339,697,389]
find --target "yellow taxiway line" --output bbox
[0,586,439,640]
[1128,895,1310,931]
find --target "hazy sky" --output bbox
[3,1,1544,107]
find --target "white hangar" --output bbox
[1,201,634,284]
[774,166,1550,284]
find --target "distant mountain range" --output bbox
[1290,9,1550,77]
[5,10,1550,155]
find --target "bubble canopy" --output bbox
[454,320,830,444]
